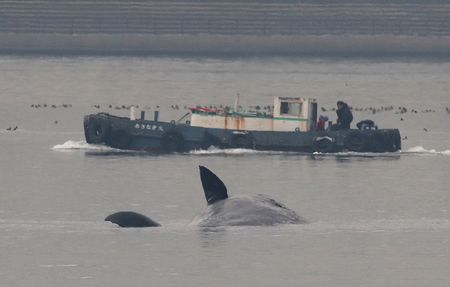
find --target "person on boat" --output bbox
[317,115,328,131]
[330,101,353,131]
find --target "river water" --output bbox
[1,55,450,286]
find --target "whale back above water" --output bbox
[105,211,161,227]
[191,166,307,227]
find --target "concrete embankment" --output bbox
[2,33,450,56]
[1,1,450,56]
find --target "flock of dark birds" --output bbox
[22,102,449,115]
[30,104,72,108]
[4,103,449,132]
[91,103,449,115]
[321,105,439,115]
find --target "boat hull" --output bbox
[83,113,401,153]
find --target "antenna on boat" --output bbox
[234,94,240,112]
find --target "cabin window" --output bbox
[280,102,302,116]
[280,102,289,114]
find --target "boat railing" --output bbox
[190,107,274,118]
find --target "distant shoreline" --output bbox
[1,33,450,57]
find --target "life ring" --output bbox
[160,130,185,153]
[369,131,389,153]
[109,129,133,150]
[312,136,336,153]
[344,132,368,152]
[87,117,111,144]
[229,133,253,149]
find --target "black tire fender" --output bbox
[201,133,222,150]
[109,129,133,150]
[387,129,402,151]
[84,115,94,144]
[87,117,111,144]
[344,131,368,152]
[312,136,336,153]
[369,131,389,153]
[229,133,253,149]
[160,130,185,153]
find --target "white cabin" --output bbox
[190,97,318,132]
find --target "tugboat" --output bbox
[83,97,401,153]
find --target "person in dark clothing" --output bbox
[336,101,353,129]
[330,101,353,131]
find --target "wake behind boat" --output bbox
[83,97,401,153]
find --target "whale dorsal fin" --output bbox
[199,166,228,205]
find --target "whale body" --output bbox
[105,211,160,227]
[190,166,307,227]
[105,166,306,227]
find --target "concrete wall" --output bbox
[2,33,450,56]
[1,1,450,55]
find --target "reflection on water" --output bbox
[197,227,228,250]
[53,140,450,161]
[84,151,161,157]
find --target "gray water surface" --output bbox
[1,56,450,286]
